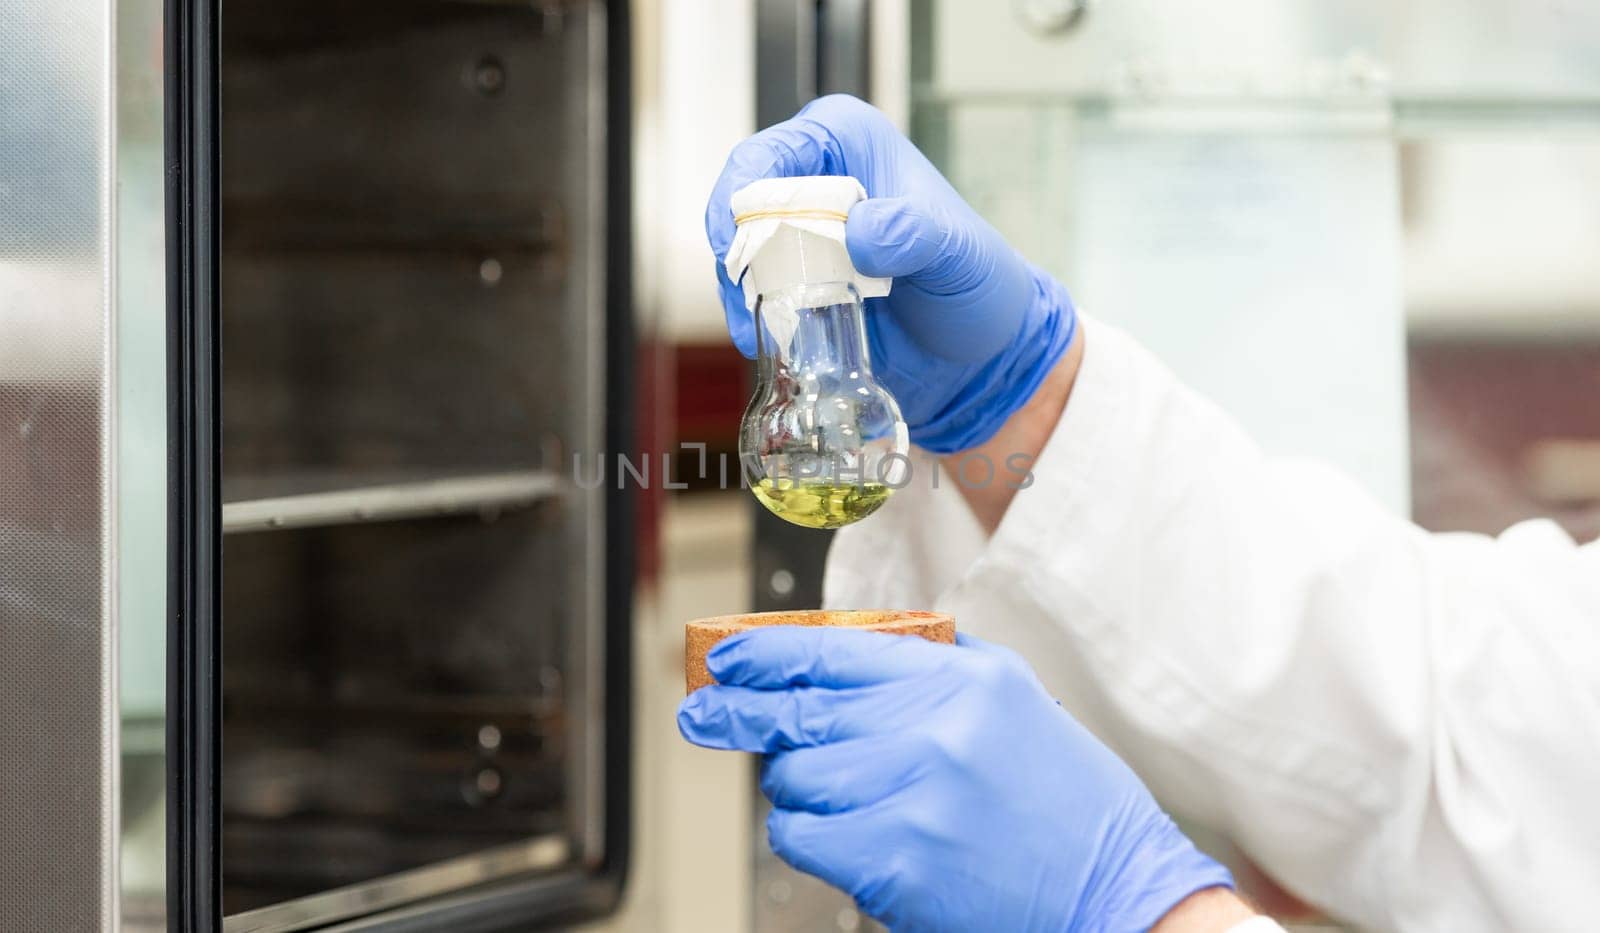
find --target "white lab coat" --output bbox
[824,318,1600,932]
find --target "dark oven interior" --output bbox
[218,0,605,918]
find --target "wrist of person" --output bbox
[1073,811,1238,933]
[1152,887,1263,933]
[905,265,1077,454]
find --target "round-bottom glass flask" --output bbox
[740,281,909,529]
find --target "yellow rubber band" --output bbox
[733,207,850,225]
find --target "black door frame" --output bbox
[165,0,223,925]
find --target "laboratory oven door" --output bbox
[165,0,633,929]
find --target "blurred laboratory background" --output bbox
[36,0,1600,929]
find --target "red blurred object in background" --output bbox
[633,340,749,585]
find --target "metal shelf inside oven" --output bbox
[222,469,564,534]
[221,835,572,933]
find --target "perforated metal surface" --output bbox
[0,0,117,928]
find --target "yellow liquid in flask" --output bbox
[751,479,893,529]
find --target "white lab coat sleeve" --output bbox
[824,318,1600,933]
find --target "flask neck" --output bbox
[753,282,873,383]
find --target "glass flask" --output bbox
[741,281,909,529]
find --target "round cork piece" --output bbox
[685,609,956,693]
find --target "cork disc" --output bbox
[685,609,956,693]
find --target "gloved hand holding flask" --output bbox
[705,94,1079,454]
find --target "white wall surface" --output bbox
[635,0,756,343]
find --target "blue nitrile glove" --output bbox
[705,94,1078,454]
[678,628,1233,933]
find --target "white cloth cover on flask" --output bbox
[724,176,893,313]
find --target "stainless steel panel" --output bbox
[0,0,118,929]
[115,0,169,925]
